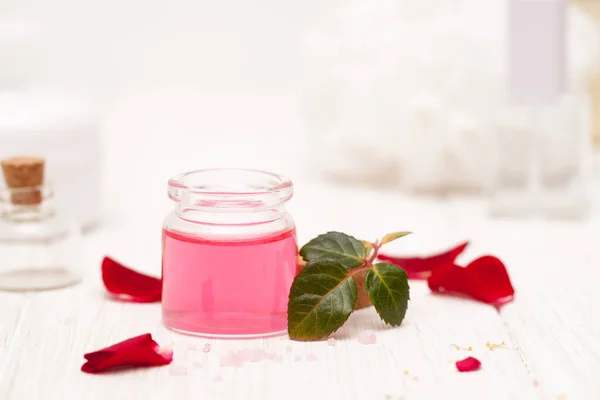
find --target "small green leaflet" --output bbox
[365,263,410,326]
[361,241,375,257]
[380,231,412,245]
[299,231,366,268]
[287,261,358,341]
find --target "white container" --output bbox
[0,14,103,231]
[302,0,600,193]
[489,0,591,219]
[0,91,103,230]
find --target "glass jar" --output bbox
[161,168,298,338]
[0,184,82,291]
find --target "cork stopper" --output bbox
[1,156,45,205]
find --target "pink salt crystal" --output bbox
[327,338,336,347]
[214,374,223,382]
[202,343,211,353]
[285,345,293,353]
[358,331,376,345]
[238,348,252,361]
[187,343,197,351]
[250,348,265,363]
[307,353,317,362]
[273,354,284,363]
[294,355,302,362]
[219,353,233,367]
[221,350,247,368]
[168,364,188,376]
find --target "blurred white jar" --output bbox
[0,14,103,230]
[302,0,600,194]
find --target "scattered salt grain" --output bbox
[239,348,252,360]
[192,362,202,369]
[202,343,212,353]
[307,353,317,362]
[294,355,302,362]
[358,331,377,345]
[220,350,248,367]
[285,345,293,353]
[221,348,282,367]
[327,338,336,347]
[187,344,197,351]
[214,374,223,382]
[168,364,188,376]
[250,348,265,363]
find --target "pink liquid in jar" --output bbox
[162,228,298,337]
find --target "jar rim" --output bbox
[167,168,293,210]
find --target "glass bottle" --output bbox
[161,168,297,338]
[489,0,590,219]
[0,156,82,291]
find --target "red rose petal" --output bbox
[378,241,469,279]
[467,256,515,306]
[81,333,173,373]
[428,255,515,307]
[455,356,481,372]
[102,256,162,302]
[427,263,471,295]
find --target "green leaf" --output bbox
[365,263,410,326]
[380,231,412,245]
[299,231,366,268]
[287,261,358,341]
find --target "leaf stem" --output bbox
[350,264,371,277]
[369,241,382,264]
[354,241,381,277]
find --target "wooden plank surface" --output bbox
[1,186,597,399]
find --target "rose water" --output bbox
[162,228,297,337]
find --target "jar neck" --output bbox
[174,203,287,226]
[167,168,294,226]
[0,185,55,222]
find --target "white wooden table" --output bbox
[1,89,600,399]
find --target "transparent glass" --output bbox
[489,94,590,219]
[0,185,82,291]
[161,168,297,338]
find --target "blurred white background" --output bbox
[3,0,600,228]
[6,0,329,98]
[3,0,342,220]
